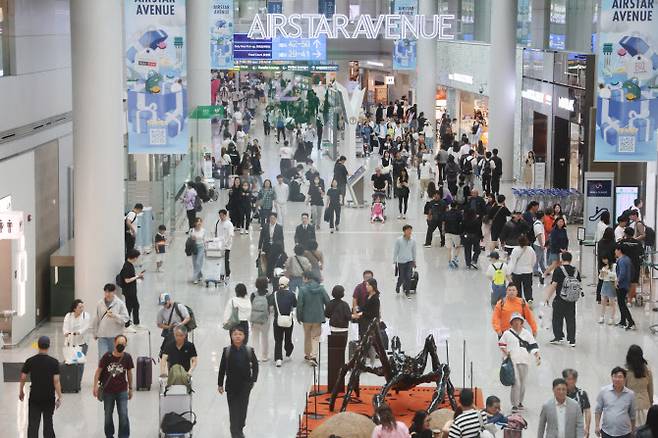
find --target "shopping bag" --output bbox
[63,341,86,365]
[499,356,515,386]
[537,304,553,330]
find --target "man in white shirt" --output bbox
[614,217,629,242]
[538,378,584,438]
[215,209,234,281]
[459,141,473,158]
[533,211,547,284]
[418,159,434,198]
[273,175,289,226]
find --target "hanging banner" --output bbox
[393,0,417,70]
[210,0,234,69]
[125,0,189,154]
[594,0,658,162]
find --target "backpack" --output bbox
[641,222,656,247]
[446,163,459,181]
[482,159,492,177]
[461,156,473,175]
[492,263,506,286]
[165,364,192,394]
[250,294,269,324]
[173,302,197,332]
[184,237,197,256]
[115,273,126,289]
[161,411,197,434]
[559,266,582,302]
[193,196,202,213]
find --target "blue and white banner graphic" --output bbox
[125,0,189,154]
[210,0,234,69]
[267,0,282,14]
[393,0,417,70]
[595,0,658,162]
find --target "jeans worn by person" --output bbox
[98,337,115,361]
[103,391,129,438]
[192,242,205,281]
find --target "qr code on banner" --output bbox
[149,126,167,145]
[618,135,636,153]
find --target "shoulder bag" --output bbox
[274,292,293,328]
[222,298,240,330]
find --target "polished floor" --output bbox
[2,121,658,438]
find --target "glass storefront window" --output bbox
[550,0,596,53]
[437,0,491,43]
[0,0,8,77]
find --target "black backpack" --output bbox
[460,156,473,175]
[115,273,126,289]
[161,411,196,434]
[643,223,656,247]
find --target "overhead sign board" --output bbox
[234,33,327,62]
[247,13,455,40]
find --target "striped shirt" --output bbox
[448,409,488,438]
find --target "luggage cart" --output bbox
[204,238,226,287]
[159,380,195,437]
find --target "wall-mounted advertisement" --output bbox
[125,0,189,154]
[393,0,417,70]
[210,0,234,69]
[594,0,658,162]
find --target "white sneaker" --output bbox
[275,360,282,367]
[244,229,249,235]
[124,326,137,333]
[598,317,605,324]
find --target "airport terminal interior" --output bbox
[2,0,658,437]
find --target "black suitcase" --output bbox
[409,270,419,293]
[59,363,82,393]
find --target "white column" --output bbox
[416,0,437,137]
[71,0,125,304]
[488,0,517,181]
[188,0,211,171]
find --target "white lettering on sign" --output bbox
[522,89,553,106]
[247,13,456,40]
[448,73,473,84]
[558,97,575,111]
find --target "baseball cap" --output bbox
[158,293,171,305]
[509,312,525,323]
[278,276,290,287]
[489,251,500,259]
[37,336,50,349]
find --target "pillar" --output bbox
[71,0,125,304]
[187,0,211,174]
[416,0,437,139]
[488,0,517,181]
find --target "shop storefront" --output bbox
[520,49,594,190]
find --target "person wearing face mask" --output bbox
[93,335,134,438]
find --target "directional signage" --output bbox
[272,36,326,62]
[231,63,339,72]
[234,33,327,62]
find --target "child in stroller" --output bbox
[371,191,386,223]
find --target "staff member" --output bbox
[218,326,259,438]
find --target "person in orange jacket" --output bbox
[491,283,538,337]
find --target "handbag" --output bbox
[63,335,86,365]
[499,355,516,386]
[184,237,197,256]
[274,292,293,328]
[222,299,240,330]
[161,411,197,434]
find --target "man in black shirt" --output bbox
[218,326,259,438]
[294,213,316,251]
[20,336,62,438]
[620,226,644,303]
[491,148,503,196]
[545,252,581,347]
[489,195,512,245]
[563,368,592,436]
[119,249,144,326]
[371,167,388,194]
[424,192,447,247]
[161,326,198,376]
[333,156,349,204]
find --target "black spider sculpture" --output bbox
[329,319,458,414]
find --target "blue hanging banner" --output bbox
[594,0,658,162]
[267,0,283,14]
[124,0,189,154]
[318,0,336,18]
[392,0,417,70]
[210,0,234,69]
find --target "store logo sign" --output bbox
[522,89,552,106]
[385,75,395,85]
[558,97,575,112]
[448,73,473,84]
[247,14,455,40]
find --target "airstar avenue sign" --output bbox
[247,13,456,40]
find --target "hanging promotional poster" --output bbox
[393,0,417,70]
[595,0,658,162]
[125,0,189,154]
[210,0,234,69]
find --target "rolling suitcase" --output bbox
[408,270,419,293]
[59,363,82,393]
[132,327,154,391]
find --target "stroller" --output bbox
[371,191,387,223]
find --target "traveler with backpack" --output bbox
[491,149,503,196]
[156,293,191,356]
[249,277,271,362]
[615,245,636,330]
[487,251,511,307]
[461,150,477,188]
[491,284,538,337]
[498,312,541,412]
[124,203,143,255]
[182,182,199,230]
[462,209,483,270]
[268,276,297,367]
[217,326,259,438]
[489,195,512,249]
[160,325,197,379]
[508,235,537,303]
[445,155,461,195]
[424,191,447,247]
[480,152,495,194]
[118,249,144,326]
[223,283,253,344]
[545,252,581,347]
